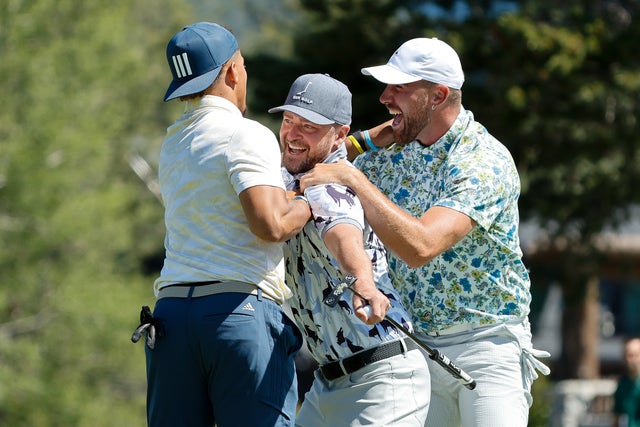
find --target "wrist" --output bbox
[349,130,381,154]
[348,134,365,155]
[345,165,365,190]
[293,195,310,207]
[362,130,379,151]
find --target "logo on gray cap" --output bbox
[293,82,314,105]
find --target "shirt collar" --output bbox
[183,95,243,117]
[411,107,473,156]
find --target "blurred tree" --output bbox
[0,0,190,425]
[191,0,300,56]
[459,0,640,379]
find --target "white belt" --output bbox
[425,322,486,337]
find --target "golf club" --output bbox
[323,274,477,390]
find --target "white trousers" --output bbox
[417,319,550,427]
[296,348,431,427]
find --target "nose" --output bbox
[379,85,392,105]
[287,123,302,140]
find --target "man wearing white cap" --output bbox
[270,73,430,426]
[145,22,311,427]
[301,38,550,427]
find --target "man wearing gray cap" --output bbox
[145,22,311,427]
[270,73,430,426]
[301,38,550,426]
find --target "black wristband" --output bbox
[352,130,368,151]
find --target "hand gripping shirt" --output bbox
[283,144,412,365]
[154,96,289,303]
[354,108,531,334]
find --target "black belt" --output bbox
[320,338,419,381]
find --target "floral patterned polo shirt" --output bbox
[354,108,531,334]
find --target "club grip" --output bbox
[430,349,476,390]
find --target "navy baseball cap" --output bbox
[164,22,238,102]
[268,74,352,125]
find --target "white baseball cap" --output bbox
[361,38,464,89]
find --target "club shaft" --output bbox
[349,283,476,390]
[383,316,476,390]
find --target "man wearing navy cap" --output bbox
[145,22,311,427]
[270,74,430,426]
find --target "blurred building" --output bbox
[521,208,640,426]
[522,209,640,375]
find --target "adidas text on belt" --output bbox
[157,281,275,302]
[320,339,419,381]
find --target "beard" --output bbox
[282,143,332,175]
[282,156,314,175]
[282,128,338,175]
[393,95,431,145]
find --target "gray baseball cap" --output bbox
[268,74,352,125]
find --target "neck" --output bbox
[418,104,462,146]
[206,80,241,109]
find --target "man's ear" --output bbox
[337,125,351,140]
[432,85,450,106]
[225,61,239,86]
[331,125,350,151]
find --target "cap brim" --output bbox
[267,105,335,125]
[164,67,222,102]
[361,64,422,85]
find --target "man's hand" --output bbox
[299,160,357,191]
[352,284,390,325]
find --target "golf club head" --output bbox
[323,274,357,307]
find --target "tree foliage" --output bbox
[467,1,640,241]
[0,0,190,425]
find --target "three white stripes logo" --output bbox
[172,52,193,78]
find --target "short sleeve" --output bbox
[304,184,364,239]
[228,120,285,194]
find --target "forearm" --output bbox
[338,169,476,267]
[324,225,374,291]
[300,163,474,267]
[343,120,394,161]
[368,119,395,147]
[240,186,311,242]
[346,176,434,266]
[301,164,427,264]
[324,224,389,323]
[254,200,310,242]
[275,197,313,241]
